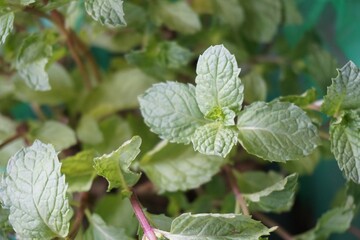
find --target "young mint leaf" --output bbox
[295,197,355,240]
[0,140,72,239]
[330,110,360,183]
[195,45,243,115]
[139,82,206,144]
[191,123,237,157]
[0,12,14,45]
[16,35,52,91]
[157,1,201,34]
[237,101,320,162]
[85,212,132,240]
[61,150,97,192]
[243,173,298,213]
[241,0,281,43]
[93,136,141,194]
[84,0,126,27]
[157,213,274,240]
[29,120,77,151]
[322,61,360,116]
[140,142,226,192]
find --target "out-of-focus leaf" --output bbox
[0,12,14,45]
[77,115,103,145]
[0,115,16,146]
[61,150,97,192]
[282,0,303,25]
[0,139,25,173]
[242,71,267,103]
[278,88,317,107]
[281,149,321,175]
[213,0,244,28]
[141,142,226,192]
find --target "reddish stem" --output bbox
[130,193,157,240]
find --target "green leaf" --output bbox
[157,213,274,240]
[243,173,298,213]
[192,123,237,157]
[330,110,360,183]
[322,61,360,116]
[281,149,320,175]
[0,114,16,146]
[0,140,72,239]
[77,115,104,145]
[278,88,317,107]
[61,150,97,192]
[157,1,201,34]
[242,71,267,103]
[237,101,320,162]
[0,139,25,173]
[282,0,303,25]
[0,207,10,231]
[195,45,243,115]
[0,12,14,45]
[241,0,281,43]
[295,197,355,240]
[16,35,52,91]
[93,136,141,193]
[14,63,75,105]
[84,0,126,27]
[29,120,77,151]
[81,68,156,119]
[140,142,226,192]
[85,212,132,240]
[213,0,244,28]
[139,82,206,144]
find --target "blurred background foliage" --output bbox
[1,0,360,239]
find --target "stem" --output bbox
[253,212,294,240]
[130,192,157,240]
[223,165,250,216]
[68,192,89,239]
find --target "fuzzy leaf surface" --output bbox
[159,213,273,240]
[322,61,360,116]
[84,0,126,27]
[139,82,205,144]
[141,143,226,192]
[195,45,243,115]
[0,140,72,239]
[237,101,320,162]
[93,136,141,193]
[0,12,14,45]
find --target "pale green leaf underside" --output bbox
[242,0,281,43]
[61,150,97,192]
[139,82,206,144]
[322,61,360,116]
[195,44,243,115]
[192,123,238,157]
[0,140,72,239]
[85,213,132,240]
[244,173,298,213]
[16,35,52,91]
[84,0,126,27]
[93,136,141,192]
[160,213,272,240]
[237,101,320,162]
[0,12,14,45]
[141,143,226,192]
[330,111,360,183]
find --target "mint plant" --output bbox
[0,0,360,239]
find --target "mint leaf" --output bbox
[243,71,267,103]
[158,213,273,240]
[77,115,104,145]
[0,12,14,45]
[278,88,317,107]
[282,0,302,25]
[93,136,141,193]
[29,120,77,151]
[322,61,360,116]
[157,1,201,34]
[213,0,244,28]
[192,123,237,157]
[0,140,72,239]
[16,35,52,91]
[243,173,298,213]
[85,212,132,240]
[84,0,126,27]
[61,150,97,192]
[330,110,360,183]
[242,0,281,43]
[139,82,206,144]
[140,143,226,192]
[237,101,320,162]
[195,45,243,115]
[0,114,16,146]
